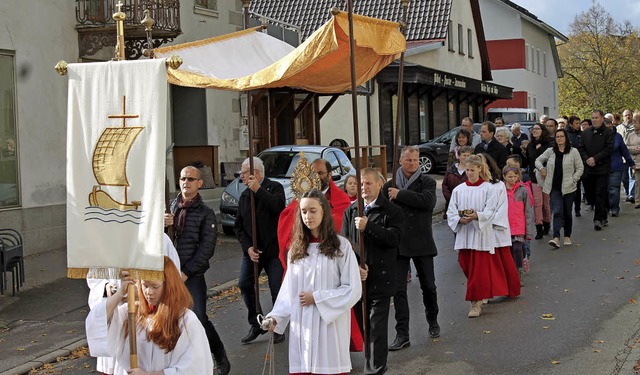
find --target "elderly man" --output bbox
[382,146,440,352]
[579,110,614,230]
[449,117,481,152]
[474,121,509,169]
[342,168,404,375]
[235,157,286,344]
[164,166,230,375]
[510,123,529,150]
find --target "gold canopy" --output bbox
[154,11,406,94]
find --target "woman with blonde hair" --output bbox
[447,155,514,318]
[265,189,361,374]
[86,256,213,375]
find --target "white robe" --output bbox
[85,301,212,375]
[446,181,498,253]
[86,234,181,374]
[489,181,512,248]
[267,236,362,374]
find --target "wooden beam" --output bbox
[318,94,340,119]
[291,93,315,119]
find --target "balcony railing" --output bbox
[76,0,181,59]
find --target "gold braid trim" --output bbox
[68,267,164,281]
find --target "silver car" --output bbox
[219,145,356,235]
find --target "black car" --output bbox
[219,145,356,235]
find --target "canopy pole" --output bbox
[242,0,262,316]
[343,0,369,361]
[391,0,410,187]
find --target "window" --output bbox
[195,0,217,10]
[531,46,536,73]
[525,44,530,70]
[543,52,547,77]
[447,21,455,51]
[537,49,541,75]
[467,28,473,58]
[458,24,464,55]
[0,50,19,207]
[325,151,342,176]
[335,150,353,174]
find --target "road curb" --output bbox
[207,278,239,298]
[0,338,87,375]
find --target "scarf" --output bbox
[175,193,201,237]
[396,167,422,190]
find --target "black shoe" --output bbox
[388,335,410,351]
[594,220,602,231]
[215,353,231,375]
[273,332,286,344]
[535,224,544,240]
[575,211,581,217]
[428,321,440,338]
[241,326,266,344]
[626,196,635,203]
[611,211,618,217]
[636,204,640,209]
[542,222,550,235]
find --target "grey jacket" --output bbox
[535,147,584,195]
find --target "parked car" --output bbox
[219,145,356,235]
[415,124,482,174]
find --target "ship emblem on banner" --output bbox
[85,96,144,224]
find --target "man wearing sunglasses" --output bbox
[164,165,230,375]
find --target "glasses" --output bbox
[316,171,328,176]
[180,177,200,182]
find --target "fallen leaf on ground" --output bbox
[595,340,605,343]
[541,314,556,320]
[551,360,561,365]
[593,349,601,353]
[483,330,491,334]
[543,326,550,329]
[617,276,625,280]
[631,299,636,304]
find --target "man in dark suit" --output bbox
[382,146,440,351]
[235,157,286,344]
[579,110,614,230]
[474,121,509,169]
[343,168,404,375]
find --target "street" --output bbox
[18,204,640,375]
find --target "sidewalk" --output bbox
[0,177,447,375]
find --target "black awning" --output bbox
[377,64,512,100]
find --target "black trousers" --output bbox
[354,296,391,375]
[393,255,439,338]
[185,275,226,361]
[584,173,609,222]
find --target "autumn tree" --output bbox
[558,1,640,118]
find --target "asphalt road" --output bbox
[25,204,640,375]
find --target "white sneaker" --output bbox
[549,237,560,248]
[564,237,572,246]
[468,301,482,318]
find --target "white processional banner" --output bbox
[66,59,167,280]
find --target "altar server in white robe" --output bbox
[266,189,362,374]
[86,234,181,375]
[447,154,502,318]
[85,256,212,375]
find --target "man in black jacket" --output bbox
[382,146,439,352]
[474,121,509,169]
[165,166,230,374]
[235,157,286,344]
[343,168,404,375]
[579,110,614,230]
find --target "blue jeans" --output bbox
[608,170,623,214]
[185,275,226,360]
[629,167,636,198]
[550,189,575,238]
[238,254,283,328]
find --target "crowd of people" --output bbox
[83,109,639,374]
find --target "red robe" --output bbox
[276,180,362,352]
[277,180,352,272]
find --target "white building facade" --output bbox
[479,0,567,118]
